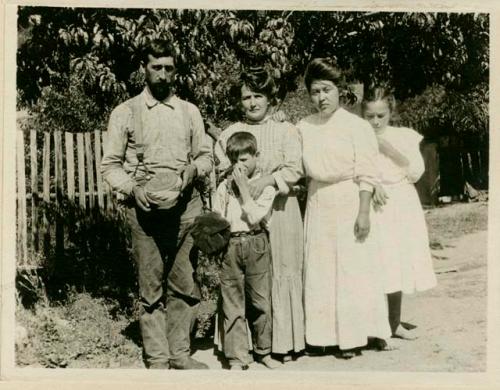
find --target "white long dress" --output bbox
[297,108,391,350]
[372,126,437,294]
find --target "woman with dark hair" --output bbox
[214,67,305,364]
[297,58,391,358]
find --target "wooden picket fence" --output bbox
[16,128,489,267]
[16,129,117,269]
[416,142,488,205]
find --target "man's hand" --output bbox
[132,184,158,212]
[180,164,198,191]
[354,212,370,242]
[205,120,222,141]
[248,175,275,199]
[372,184,389,212]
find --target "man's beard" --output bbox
[149,82,172,101]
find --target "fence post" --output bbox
[84,132,95,209]
[30,129,39,254]
[54,131,65,262]
[65,132,75,201]
[94,130,105,209]
[101,131,114,212]
[77,133,86,209]
[42,131,51,255]
[17,130,28,266]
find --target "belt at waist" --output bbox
[230,229,265,238]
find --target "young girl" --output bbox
[362,86,437,339]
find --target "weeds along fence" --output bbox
[17,129,112,268]
[15,128,140,303]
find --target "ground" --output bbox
[15,201,488,371]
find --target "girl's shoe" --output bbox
[392,324,418,340]
[372,337,398,351]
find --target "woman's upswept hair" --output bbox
[226,131,258,164]
[231,66,278,105]
[304,58,346,92]
[362,85,397,113]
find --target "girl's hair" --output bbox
[226,132,258,164]
[304,58,346,92]
[361,86,397,113]
[231,67,278,105]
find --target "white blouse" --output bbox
[297,108,379,192]
[377,126,425,185]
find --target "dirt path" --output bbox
[191,229,487,371]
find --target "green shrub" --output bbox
[16,291,143,368]
[397,82,488,140]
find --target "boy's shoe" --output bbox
[256,354,281,369]
[148,362,170,369]
[169,356,209,370]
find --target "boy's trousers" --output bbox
[220,231,272,366]
[125,186,202,368]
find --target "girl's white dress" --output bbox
[373,126,437,294]
[297,108,391,350]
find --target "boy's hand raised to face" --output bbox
[232,165,252,203]
[232,165,248,190]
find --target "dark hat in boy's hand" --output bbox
[190,212,231,255]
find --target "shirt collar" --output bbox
[142,87,179,110]
[243,114,272,126]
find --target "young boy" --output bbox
[214,132,279,370]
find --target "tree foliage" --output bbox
[18,7,488,135]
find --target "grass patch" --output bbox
[425,201,488,245]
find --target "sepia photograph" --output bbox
[1,1,498,388]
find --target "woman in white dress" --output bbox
[363,86,437,340]
[297,58,391,357]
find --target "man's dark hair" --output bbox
[140,39,177,65]
[226,132,258,164]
